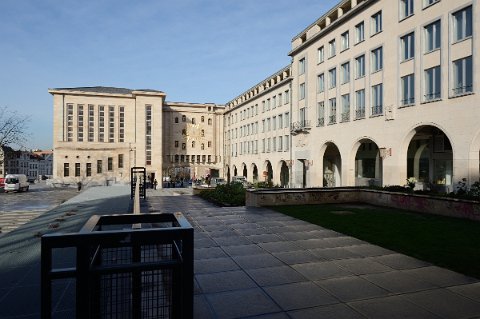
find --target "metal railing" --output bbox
[452,85,472,95]
[41,213,194,319]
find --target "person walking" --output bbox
[153,179,158,190]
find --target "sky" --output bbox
[0,0,338,150]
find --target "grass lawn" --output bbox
[271,203,480,279]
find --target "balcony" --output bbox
[290,120,311,135]
[328,115,336,125]
[317,118,325,127]
[424,92,441,102]
[452,85,473,96]
[371,105,383,116]
[355,109,365,119]
[341,111,350,122]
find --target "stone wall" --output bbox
[245,188,480,222]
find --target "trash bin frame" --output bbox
[41,213,193,319]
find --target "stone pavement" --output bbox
[0,186,480,318]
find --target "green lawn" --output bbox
[272,204,480,279]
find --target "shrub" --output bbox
[199,183,246,206]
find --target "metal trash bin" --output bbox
[41,213,193,319]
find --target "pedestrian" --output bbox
[153,179,158,190]
[77,181,82,192]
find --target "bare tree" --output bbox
[0,106,31,148]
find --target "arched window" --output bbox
[208,118,212,125]
[201,143,205,150]
[201,116,205,122]
[192,141,195,148]
[182,115,186,122]
[201,129,205,137]
[192,118,196,124]
[174,117,179,123]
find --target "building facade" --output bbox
[225,0,479,192]
[49,87,224,186]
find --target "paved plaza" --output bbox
[0,186,480,318]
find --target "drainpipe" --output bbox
[289,80,293,188]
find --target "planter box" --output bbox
[246,188,480,222]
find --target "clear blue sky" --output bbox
[0,0,337,150]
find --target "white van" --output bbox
[4,174,29,192]
[232,176,248,187]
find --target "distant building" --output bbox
[48,87,224,186]
[0,148,53,180]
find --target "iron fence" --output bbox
[41,213,193,319]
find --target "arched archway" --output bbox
[323,143,342,187]
[280,161,289,187]
[407,126,453,192]
[242,163,247,178]
[264,161,273,184]
[354,139,382,186]
[233,165,238,177]
[226,165,231,183]
[251,164,259,183]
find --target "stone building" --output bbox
[48,87,224,186]
[226,0,479,192]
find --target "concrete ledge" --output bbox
[246,188,480,222]
[192,186,215,195]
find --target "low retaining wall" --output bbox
[245,188,480,222]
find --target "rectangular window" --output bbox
[401,74,415,105]
[401,32,415,61]
[299,58,306,75]
[329,98,337,124]
[107,157,113,171]
[284,135,289,151]
[299,107,307,126]
[453,6,472,42]
[355,55,365,78]
[341,31,349,51]
[299,83,306,100]
[317,102,325,127]
[371,11,383,35]
[272,116,277,130]
[425,66,441,101]
[285,90,290,104]
[453,56,473,95]
[278,115,283,129]
[371,47,383,72]
[355,89,366,119]
[278,136,283,151]
[118,154,124,168]
[86,163,92,177]
[272,137,276,152]
[272,96,276,109]
[341,94,350,122]
[372,84,383,115]
[317,46,325,63]
[145,105,152,165]
[400,0,414,19]
[108,106,115,143]
[285,112,290,127]
[119,106,125,142]
[66,104,73,142]
[425,20,441,52]
[63,163,69,177]
[75,163,80,177]
[97,160,102,174]
[341,62,350,84]
[317,73,325,93]
[77,105,84,142]
[88,104,94,142]
[424,0,439,7]
[98,105,105,142]
[329,39,336,57]
[355,22,365,43]
[329,68,337,89]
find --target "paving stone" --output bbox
[206,229,238,238]
[309,247,363,260]
[194,295,215,319]
[288,303,365,319]
[214,235,252,247]
[293,261,352,280]
[247,265,307,286]
[402,266,479,287]
[195,247,228,260]
[196,270,257,293]
[206,288,281,319]
[232,253,284,269]
[235,227,273,236]
[264,282,339,311]
[344,244,395,257]
[334,258,394,275]
[404,288,480,319]
[222,244,266,256]
[362,270,437,293]
[370,253,431,270]
[316,276,390,302]
[273,250,321,265]
[448,282,480,303]
[246,233,284,243]
[349,295,441,319]
[194,237,218,248]
[258,241,303,253]
[194,257,240,274]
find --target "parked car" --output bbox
[4,174,29,192]
[232,176,250,187]
[210,177,226,187]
